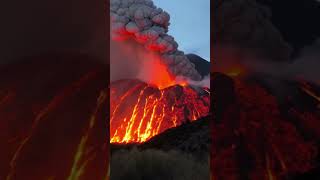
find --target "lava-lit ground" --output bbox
[110,79,210,143]
[211,72,320,180]
[0,54,109,180]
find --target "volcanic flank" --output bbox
[110,79,210,143]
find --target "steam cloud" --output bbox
[110,39,169,84]
[110,0,202,81]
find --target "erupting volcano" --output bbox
[110,80,210,143]
[110,0,210,144]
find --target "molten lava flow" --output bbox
[5,72,98,180]
[299,81,320,104]
[110,79,210,143]
[265,154,277,180]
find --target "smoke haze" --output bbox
[110,39,170,84]
[111,39,210,88]
[213,42,320,86]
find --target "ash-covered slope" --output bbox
[140,115,211,156]
[110,115,211,162]
[109,116,211,180]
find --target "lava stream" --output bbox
[110,80,210,143]
[67,90,107,180]
[5,71,97,180]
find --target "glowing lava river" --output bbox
[110,79,210,143]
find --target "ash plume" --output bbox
[213,0,320,86]
[213,0,292,61]
[110,0,202,81]
[110,39,169,84]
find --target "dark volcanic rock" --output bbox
[140,115,211,159]
[186,54,210,78]
[110,115,211,161]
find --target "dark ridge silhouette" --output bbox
[186,54,210,78]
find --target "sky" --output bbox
[153,0,210,61]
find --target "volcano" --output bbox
[110,79,210,143]
[109,50,211,144]
[211,72,320,180]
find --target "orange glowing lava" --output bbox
[212,61,248,78]
[226,67,245,77]
[299,80,320,104]
[135,51,188,89]
[110,80,210,143]
[145,58,188,89]
[111,39,188,90]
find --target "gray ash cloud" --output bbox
[110,0,202,81]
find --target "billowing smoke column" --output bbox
[110,0,202,81]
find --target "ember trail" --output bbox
[110,80,210,143]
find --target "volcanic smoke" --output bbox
[110,0,202,81]
[110,0,210,143]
